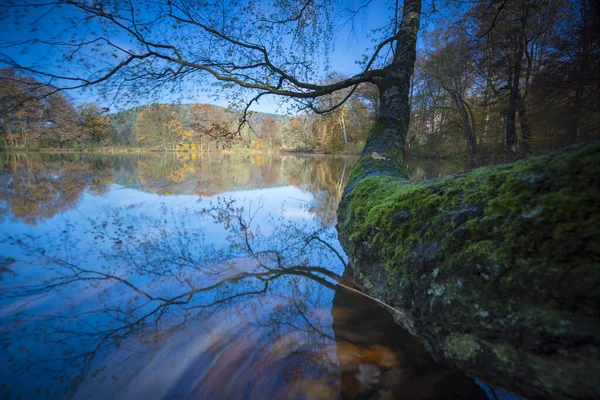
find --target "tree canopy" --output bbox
[0,0,397,114]
[0,0,597,155]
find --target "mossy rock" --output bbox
[337,140,600,399]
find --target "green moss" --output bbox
[345,119,408,185]
[489,342,518,366]
[338,139,600,327]
[444,334,482,361]
[337,139,600,400]
[342,176,441,274]
[370,118,387,134]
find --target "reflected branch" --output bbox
[0,196,345,396]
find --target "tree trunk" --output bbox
[339,141,599,400]
[340,109,348,148]
[336,1,598,399]
[354,0,420,179]
[505,60,517,152]
[451,94,477,153]
[505,0,529,152]
[483,82,490,141]
[570,0,596,139]
[518,90,532,154]
[520,39,534,154]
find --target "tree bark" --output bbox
[451,94,477,153]
[340,108,348,148]
[518,90,532,154]
[483,82,490,140]
[505,0,529,152]
[336,1,599,399]
[350,0,420,186]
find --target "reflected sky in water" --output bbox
[0,152,516,399]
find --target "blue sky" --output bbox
[0,1,413,114]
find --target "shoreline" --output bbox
[0,146,363,157]
[2,146,519,162]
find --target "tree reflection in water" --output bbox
[0,152,487,399]
[0,153,114,225]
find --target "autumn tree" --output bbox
[136,105,170,150]
[166,118,193,149]
[0,68,93,148]
[42,93,82,147]
[0,68,46,148]
[398,0,599,156]
[189,104,235,151]
[423,38,478,153]
[0,0,409,143]
[310,82,376,152]
[259,117,282,149]
[78,103,111,145]
[283,116,312,151]
[136,104,191,150]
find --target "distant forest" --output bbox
[0,67,375,154]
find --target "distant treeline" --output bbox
[108,88,376,154]
[0,67,375,154]
[0,68,112,150]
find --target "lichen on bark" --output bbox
[336,140,600,399]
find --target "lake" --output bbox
[0,152,518,399]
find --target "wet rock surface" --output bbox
[332,269,488,399]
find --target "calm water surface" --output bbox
[0,152,516,399]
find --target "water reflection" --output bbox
[404,156,468,182]
[0,152,467,227]
[0,152,490,399]
[333,271,486,399]
[0,153,114,225]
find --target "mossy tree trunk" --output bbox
[336,0,599,399]
[354,0,421,185]
[337,141,599,399]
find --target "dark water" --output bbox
[0,152,518,399]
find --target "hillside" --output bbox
[109,103,290,146]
